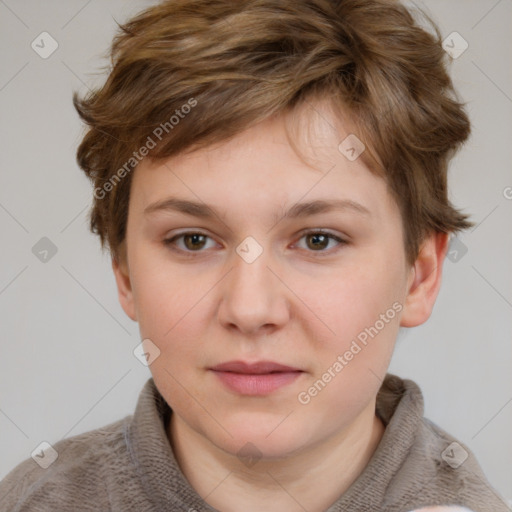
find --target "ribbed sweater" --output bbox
[0,374,509,512]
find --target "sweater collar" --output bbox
[126,378,218,511]
[326,374,424,510]
[126,373,424,511]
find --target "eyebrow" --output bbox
[144,197,371,222]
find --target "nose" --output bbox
[217,241,290,337]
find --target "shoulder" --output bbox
[403,407,509,511]
[0,415,132,512]
[379,375,510,511]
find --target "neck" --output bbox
[167,399,385,512]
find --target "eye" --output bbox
[163,229,347,255]
[294,230,347,254]
[163,232,217,253]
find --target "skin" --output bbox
[113,99,449,512]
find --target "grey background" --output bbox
[1,0,511,504]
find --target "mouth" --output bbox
[209,360,304,395]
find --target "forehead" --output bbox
[129,101,396,225]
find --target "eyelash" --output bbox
[162,229,347,256]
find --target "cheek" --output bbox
[314,256,404,337]
[297,281,401,426]
[297,249,405,388]
[129,259,221,387]
[129,251,201,341]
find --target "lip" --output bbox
[209,360,304,395]
[210,360,302,374]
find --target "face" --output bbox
[113,100,435,460]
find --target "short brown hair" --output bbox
[73,0,473,265]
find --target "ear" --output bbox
[400,232,449,328]
[112,241,137,322]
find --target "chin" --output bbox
[210,420,309,461]
[223,437,303,463]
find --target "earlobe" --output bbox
[112,245,137,322]
[400,232,449,328]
